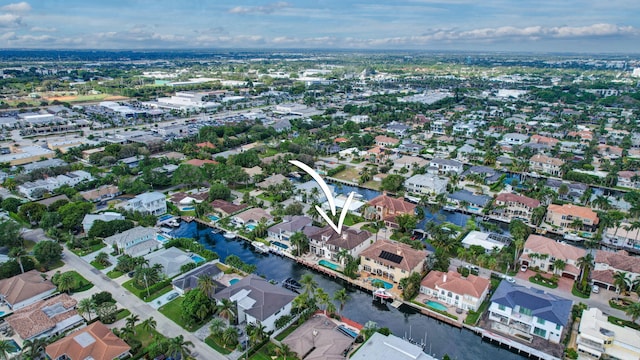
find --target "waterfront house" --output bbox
[308,226,373,262]
[213,274,296,332]
[617,170,640,190]
[169,191,209,207]
[591,250,640,291]
[232,208,274,227]
[360,239,428,283]
[397,141,424,154]
[461,231,511,253]
[256,174,290,189]
[374,135,399,147]
[520,234,585,279]
[393,155,429,171]
[493,193,541,224]
[294,180,334,203]
[386,122,410,137]
[420,270,490,311]
[124,191,167,216]
[103,226,160,257]
[172,262,224,295]
[45,321,131,360]
[545,179,588,203]
[529,154,564,177]
[427,158,463,175]
[462,165,502,184]
[0,270,57,310]
[501,133,529,146]
[210,199,247,217]
[576,307,640,359]
[144,247,195,278]
[448,190,492,211]
[488,281,571,344]
[363,194,416,229]
[602,221,640,252]
[267,215,313,242]
[349,332,437,360]
[7,294,84,341]
[82,212,125,233]
[404,174,448,195]
[544,204,599,236]
[80,185,121,203]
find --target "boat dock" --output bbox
[467,326,561,360]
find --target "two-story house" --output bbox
[493,193,541,224]
[124,191,167,216]
[591,250,640,291]
[374,135,400,147]
[501,133,530,146]
[520,234,586,279]
[576,307,640,359]
[308,226,372,263]
[420,271,489,311]
[404,174,448,195]
[602,221,640,251]
[428,158,464,175]
[363,194,416,229]
[529,154,564,177]
[360,239,427,283]
[103,226,160,257]
[545,204,599,237]
[267,215,313,243]
[488,281,572,344]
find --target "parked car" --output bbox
[592,285,600,294]
[520,265,528,272]
[505,276,516,283]
[167,292,179,301]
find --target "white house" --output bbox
[82,212,125,233]
[428,158,464,175]
[404,174,448,195]
[124,191,167,216]
[0,270,57,310]
[213,274,296,332]
[103,226,160,257]
[420,270,490,311]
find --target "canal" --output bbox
[171,221,526,360]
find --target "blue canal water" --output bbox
[171,221,526,360]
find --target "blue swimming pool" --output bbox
[191,254,205,264]
[337,325,358,338]
[208,215,220,222]
[6,339,20,353]
[0,311,5,316]
[246,224,257,231]
[229,278,240,285]
[425,300,448,312]
[368,278,393,290]
[156,234,170,243]
[272,241,289,249]
[319,259,340,271]
[181,206,195,211]
[157,214,173,222]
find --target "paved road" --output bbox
[449,258,633,321]
[62,247,226,360]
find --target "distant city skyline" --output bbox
[0,0,639,53]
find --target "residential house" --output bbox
[308,226,373,262]
[45,321,131,360]
[363,194,416,229]
[172,262,225,295]
[448,190,492,212]
[397,141,424,154]
[124,191,167,216]
[210,199,247,217]
[530,135,560,147]
[295,180,333,203]
[617,171,640,189]
[82,212,125,233]
[501,133,530,146]
[233,208,274,227]
[597,144,624,159]
[493,193,541,224]
[184,158,217,167]
[488,281,571,344]
[213,274,296,332]
[349,332,437,360]
[520,234,586,279]
[461,231,511,253]
[462,165,503,184]
[169,191,209,208]
[6,294,84,340]
[420,271,490,311]
[144,247,196,278]
[386,122,410,137]
[256,174,290,189]
[103,226,160,257]
[393,155,429,171]
[0,270,57,310]
[360,239,428,283]
[545,179,588,203]
[529,154,564,177]
[404,174,448,195]
[374,135,399,147]
[428,158,464,175]
[545,204,599,236]
[367,146,391,164]
[17,170,93,199]
[591,250,640,291]
[80,185,121,203]
[267,215,313,242]
[576,307,640,359]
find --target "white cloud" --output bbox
[1,2,31,12]
[0,13,23,28]
[228,2,290,14]
[30,26,56,32]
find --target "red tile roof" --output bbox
[360,239,428,273]
[495,193,541,208]
[46,321,130,360]
[368,194,416,215]
[420,271,489,298]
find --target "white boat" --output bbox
[167,219,180,227]
[563,232,585,242]
[252,241,269,253]
[373,288,393,299]
[443,205,457,212]
[223,231,237,239]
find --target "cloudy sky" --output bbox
[0,0,639,52]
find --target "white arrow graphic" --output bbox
[289,160,355,235]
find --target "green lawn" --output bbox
[572,284,591,299]
[107,270,123,279]
[274,322,300,341]
[205,335,233,355]
[69,243,107,257]
[64,271,93,292]
[122,279,172,302]
[115,308,131,322]
[90,260,109,270]
[249,342,290,360]
[158,297,207,332]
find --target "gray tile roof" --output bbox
[491,281,571,326]
[172,263,224,293]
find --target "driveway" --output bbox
[150,291,181,309]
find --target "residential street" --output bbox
[62,247,226,360]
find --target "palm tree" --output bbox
[274,343,298,360]
[77,298,95,321]
[290,232,309,257]
[333,288,349,315]
[125,314,140,332]
[140,316,157,338]
[198,274,216,298]
[94,251,110,267]
[300,274,318,298]
[209,318,226,338]
[247,322,267,348]
[0,340,11,360]
[625,302,640,324]
[613,271,631,296]
[20,338,47,360]
[8,247,27,274]
[222,326,238,347]
[217,298,237,325]
[292,293,310,314]
[315,288,330,315]
[577,253,595,292]
[166,335,193,359]
[512,239,524,269]
[552,259,566,276]
[56,272,77,294]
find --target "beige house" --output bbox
[529,154,564,176]
[419,271,490,311]
[545,204,599,235]
[46,321,131,360]
[363,194,416,229]
[493,193,541,224]
[0,270,57,310]
[591,250,640,291]
[577,307,640,359]
[520,235,586,279]
[360,239,428,283]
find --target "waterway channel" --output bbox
[171,221,526,360]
